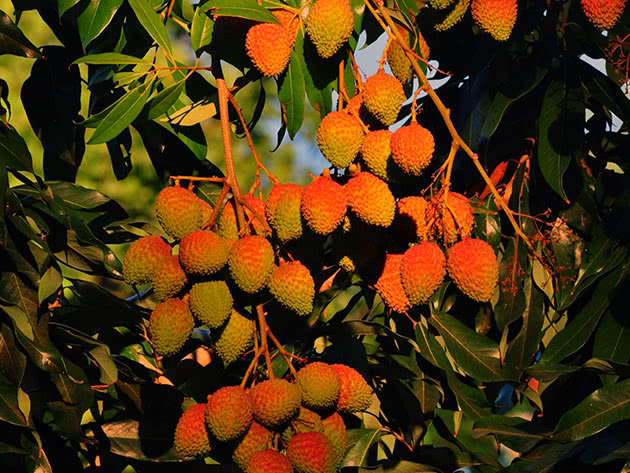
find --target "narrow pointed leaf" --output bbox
[77,0,124,48]
[201,0,277,22]
[0,10,42,58]
[278,50,305,139]
[127,0,174,59]
[72,52,152,65]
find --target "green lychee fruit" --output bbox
[305,0,354,58]
[280,406,323,444]
[206,385,253,442]
[213,309,255,365]
[316,111,364,169]
[189,280,233,329]
[179,230,230,277]
[268,261,315,316]
[123,235,171,286]
[321,412,347,467]
[250,378,302,428]
[295,362,340,411]
[362,69,406,126]
[152,255,187,302]
[228,235,275,293]
[218,194,267,240]
[155,186,204,240]
[149,298,194,357]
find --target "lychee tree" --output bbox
[0,0,630,472]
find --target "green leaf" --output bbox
[505,276,545,371]
[524,362,580,382]
[553,378,630,441]
[190,7,213,52]
[77,0,124,48]
[58,0,81,17]
[472,415,547,453]
[505,441,581,473]
[38,265,62,303]
[355,460,440,472]
[128,0,174,60]
[0,124,32,171]
[278,50,306,139]
[145,80,186,120]
[343,428,382,467]
[414,319,451,371]
[537,74,584,202]
[580,60,630,124]
[0,10,42,58]
[72,52,153,65]
[88,81,154,144]
[0,324,26,387]
[494,237,527,332]
[445,373,493,420]
[0,372,27,426]
[430,311,518,382]
[200,0,278,22]
[593,310,630,368]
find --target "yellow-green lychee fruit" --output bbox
[360,130,396,181]
[400,241,446,305]
[218,195,267,240]
[272,9,300,46]
[390,122,435,176]
[330,364,372,413]
[123,235,171,286]
[305,0,354,58]
[178,229,230,277]
[428,192,474,244]
[316,111,364,169]
[301,175,347,235]
[435,0,471,32]
[428,0,457,8]
[281,407,323,444]
[206,385,253,442]
[387,25,414,86]
[362,69,406,126]
[246,22,292,77]
[152,255,187,301]
[228,235,275,293]
[471,0,517,41]
[286,431,336,473]
[250,378,302,428]
[296,362,340,411]
[344,172,395,227]
[321,412,347,467]
[232,421,273,470]
[271,186,305,243]
[374,253,412,314]
[155,186,204,240]
[265,183,302,229]
[214,309,255,365]
[247,449,294,473]
[189,280,233,329]
[581,0,626,30]
[447,238,499,302]
[174,403,212,457]
[394,196,429,243]
[149,298,194,357]
[269,261,315,316]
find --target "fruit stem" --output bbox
[266,326,304,378]
[256,304,275,379]
[203,182,230,230]
[365,0,536,256]
[239,196,273,236]
[216,73,247,235]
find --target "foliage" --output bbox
[0,0,629,472]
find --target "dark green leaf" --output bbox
[338,320,420,352]
[190,7,213,53]
[494,237,527,332]
[0,372,27,426]
[472,415,547,453]
[537,74,584,202]
[553,378,630,441]
[58,0,81,17]
[414,319,451,371]
[72,52,153,65]
[580,60,630,124]
[128,0,174,59]
[0,10,42,58]
[0,124,32,171]
[355,460,440,472]
[343,428,382,467]
[278,50,306,139]
[524,362,580,382]
[505,441,581,473]
[445,373,493,420]
[201,0,277,22]
[38,265,62,303]
[77,0,124,48]
[593,310,630,368]
[430,311,518,382]
[0,324,26,386]
[89,81,154,144]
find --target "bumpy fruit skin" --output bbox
[271,186,305,243]
[214,309,255,364]
[330,364,372,413]
[301,176,347,235]
[435,0,470,31]
[247,449,294,473]
[345,172,395,227]
[362,69,406,126]
[321,412,347,467]
[228,235,275,293]
[155,187,204,240]
[149,298,194,356]
[390,122,435,176]
[305,0,354,58]
[269,262,315,316]
[246,23,292,77]
[296,362,340,410]
[232,421,273,470]
[179,230,230,276]
[428,192,474,244]
[286,431,336,473]
[581,0,626,30]
[152,255,187,301]
[123,235,171,286]
[174,403,212,457]
[428,0,457,8]
[272,9,300,45]
[206,385,253,442]
[395,196,429,243]
[189,280,233,329]
[250,379,302,428]
[400,242,446,305]
[471,0,517,41]
[266,184,303,229]
[316,111,364,168]
[447,238,499,302]
[374,253,412,313]
[218,195,266,240]
[360,130,394,181]
[387,26,413,85]
[281,407,323,443]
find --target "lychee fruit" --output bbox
[249,378,302,428]
[400,241,446,305]
[387,25,414,86]
[122,235,171,286]
[228,235,275,293]
[218,195,267,240]
[330,364,372,413]
[155,186,204,240]
[189,280,233,329]
[305,0,354,58]
[267,185,305,243]
[247,449,294,473]
[581,0,626,30]
[301,175,347,235]
[471,0,517,41]
[428,192,474,244]
[179,230,230,276]
[206,385,253,442]
[268,261,315,316]
[296,362,340,411]
[344,172,395,227]
[394,196,429,243]
[362,69,406,126]
[374,253,412,314]
[286,431,336,473]
[316,111,364,169]
[360,130,395,181]
[390,122,434,176]
[174,403,212,457]
[152,254,187,301]
[246,22,292,77]
[321,412,347,467]
[447,238,499,302]
[149,298,194,357]
[281,406,323,444]
[272,9,300,46]
[232,421,273,470]
[214,309,255,365]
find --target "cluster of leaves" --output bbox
[0,0,629,472]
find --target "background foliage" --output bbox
[0,0,629,472]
